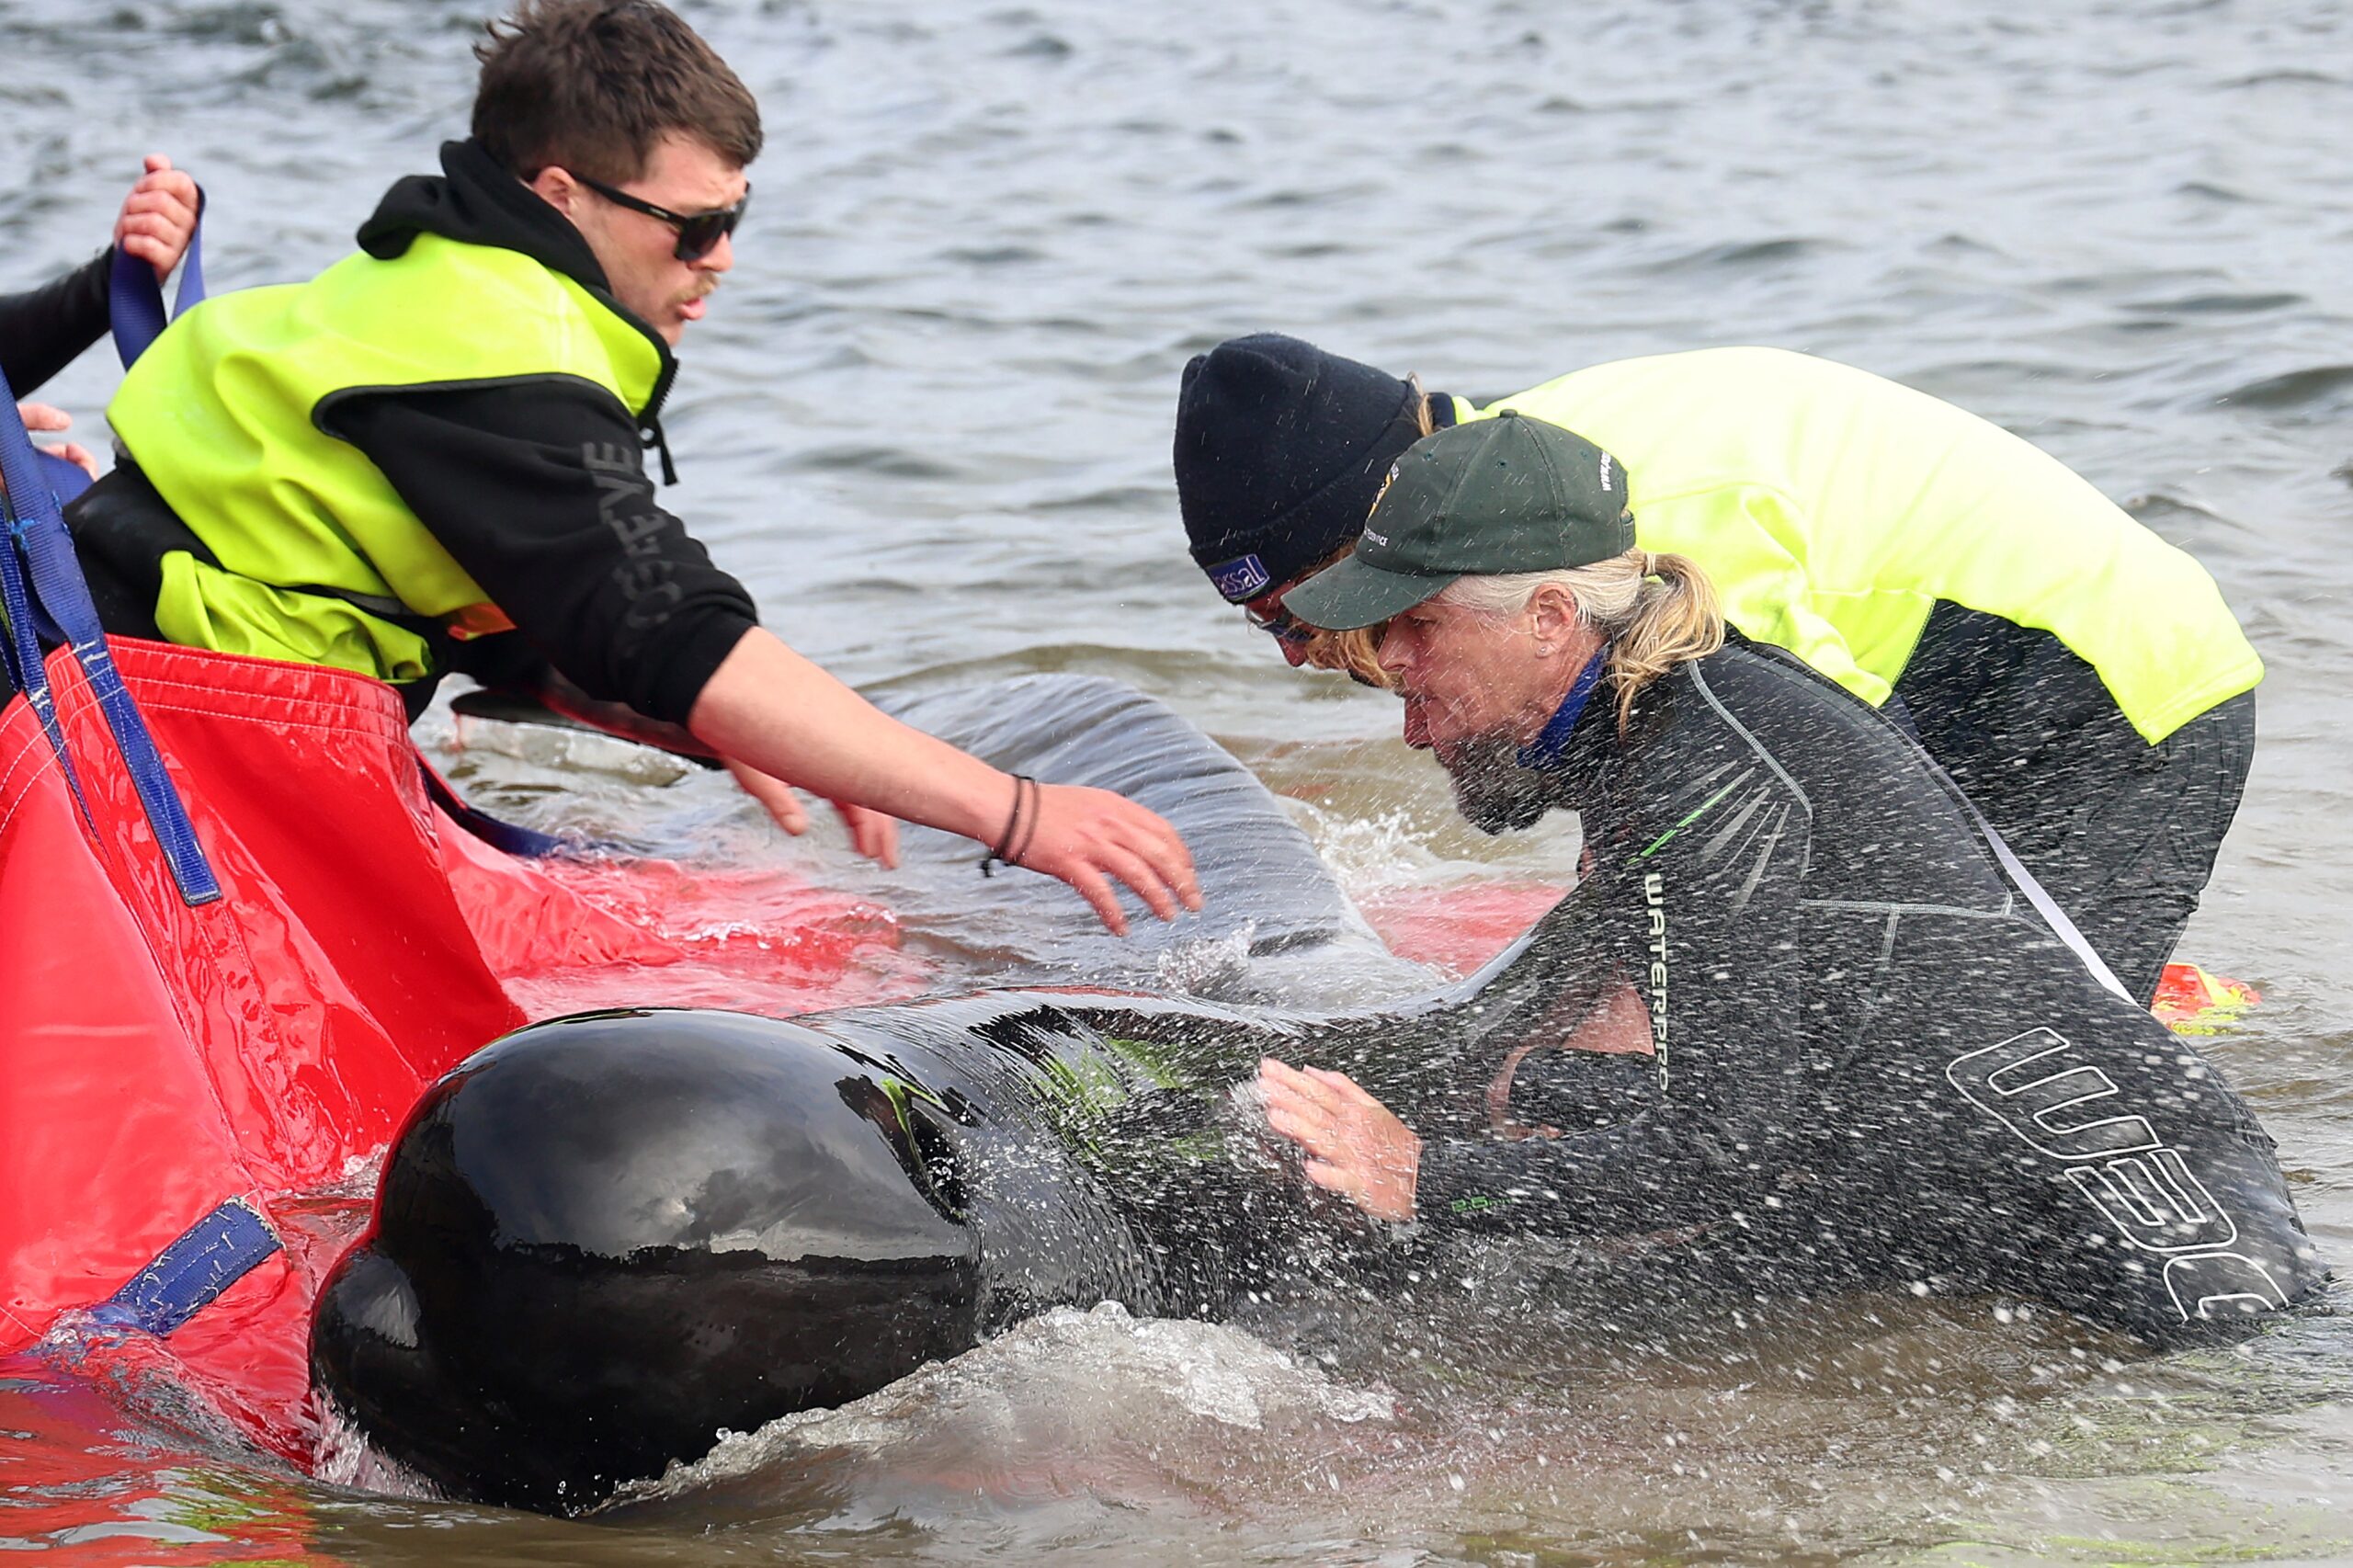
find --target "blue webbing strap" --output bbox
[0,392,94,831]
[4,201,203,620]
[419,762,572,858]
[0,365,221,904]
[32,449,91,506]
[108,188,205,369]
[87,1198,282,1337]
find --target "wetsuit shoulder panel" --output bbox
[0,249,109,396]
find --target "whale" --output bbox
[311,994,1330,1512]
[312,676,2321,1513]
[312,943,2320,1512]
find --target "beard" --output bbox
[1434,729,1555,835]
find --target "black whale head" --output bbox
[311,1009,982,1513]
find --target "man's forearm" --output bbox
[687,625,1008,844]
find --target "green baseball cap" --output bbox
[1279,409,1635,631]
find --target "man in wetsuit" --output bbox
[1,155,200,477]
[62,0,1197,936]
[1256,412,2318,1340]
[1174,336,2262,1005]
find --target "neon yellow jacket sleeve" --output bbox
[1459,348,2259,742]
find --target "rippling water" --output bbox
[5,0,2351,1561]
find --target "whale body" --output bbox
[312,676,2321,1513]
[313,937,2320,1513]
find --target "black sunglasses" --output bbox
[575,174,750,262]
[1243,599,1314,646]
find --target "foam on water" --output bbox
[663,1301,1386,1476]
[605,1302,1396,1526]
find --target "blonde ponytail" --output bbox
[1405,373,1437,438]
[1603,551,1722,727]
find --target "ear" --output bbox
[528,166,581,219]
[1527,585,1580,651]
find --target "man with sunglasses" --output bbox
[61,0,1201,937]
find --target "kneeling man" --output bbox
[1259,411,2318,1342]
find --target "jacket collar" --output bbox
[356,139,681,448]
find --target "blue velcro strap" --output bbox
[108,189,206,369]
[89,1198,281,1337]
[1,364,222,904]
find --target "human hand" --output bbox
[832,800,900,868]
[17,402,97,479]
[726,758,900,866]
[1256,1059,1421,1222]
[1006,781,1201,937]
[113,154,201,282]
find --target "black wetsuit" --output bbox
[0,251,110,396]
[1895,603,2256,1006]
[1420,393,2258,1011]
[1400,644,2316,1336]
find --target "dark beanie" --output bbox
[1174,334,1427,602]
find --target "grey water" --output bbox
[4,0,2352,1561]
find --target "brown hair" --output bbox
[1278,543,1392,687]
[1283,374,1432,688]
[1297,623,1391,687]
[1405,372,1438,439]
[472,0,763,183]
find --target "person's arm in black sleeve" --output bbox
[324,381,757,724]
[1,251,110,395]
[1412,755,1814,1238]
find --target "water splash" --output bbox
[614,1301,1395,1516]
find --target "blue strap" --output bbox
[419,763,572,858]
[87,1199,281,1337]
[108,188,205,368]
[32,449,91,506]
[0,367,221,904]
[0,473,88,831]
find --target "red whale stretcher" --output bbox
[0,637,925,1456]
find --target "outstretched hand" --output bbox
[683,630,1197,933]
[726,758,901,867]
[1257,1058,1421,1221]
[113,154,200,282]
[1009,781,1201,937]
[15,402,97,479]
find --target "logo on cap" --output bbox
[1208,553,1273,603]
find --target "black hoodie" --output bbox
[74,141,759,726]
